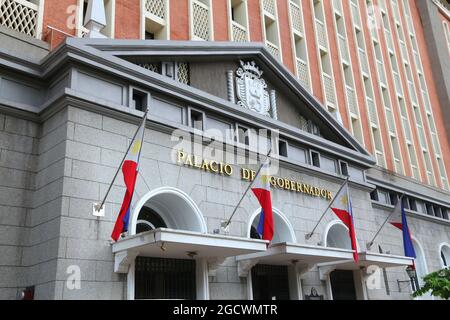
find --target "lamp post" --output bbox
[397,265,419,292]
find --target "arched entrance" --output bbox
[412,238,431,299]
[324,221,363,300]
[128,187,208,300]
[247,208,296,300]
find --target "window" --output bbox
[261,0,281,58]
[389,192,398,206]
[236,125,250,146]
[228,0,249,41]
[190,0,213,41]
[339,161,349,176]
[378,190,390,205]
[425,203,434,216]
[408,198,417,212]
[131,88,149,112]
[370,190,379,201]
[142,0,169,40]
[278,139,288,157]
[189,108,204,130]
[310,150,320,168]
[440,244,450,268]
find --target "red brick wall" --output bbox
[276,0,295,73]
[247,0,263,42]
[170,0,189,40]
[212,0,229,41]
[115,0,140,39]
[42,0,77,49]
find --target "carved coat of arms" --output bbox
[236,60,271,117]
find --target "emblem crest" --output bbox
[236,60,271,117]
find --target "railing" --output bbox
[333,0,342,14]
[231,21,248,42]
[376,151,385,167]
[338,34,349,63]
[192,0,210,41]
[376,60,386,84]
[393,71,402,95]
[399,40,408,61]
[385,108,396,134]
[408,81,417,104]
[263,0,276,17]
[296,57,310,90]
[432,133,441,156]
[359,48,369,75]
[322,72,336,105]
[289,1,303,34]
[418,126,427,149]
[367,97,378,125]
[266,40,279,58]
[421,90,432,113]
[315,19,327,49]
[145,0,166,20]
[346,86,358,115]
[350,2,361,28]
[402,118,412,142]
[0,0,41,38]
[385,29,394,52]
[394,158,403,174]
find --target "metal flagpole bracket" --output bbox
[93,202,105,217]
[366,241,374,250]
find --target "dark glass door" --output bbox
[135,257,196,299]
[251,264,290,300]
[330,270,357,300]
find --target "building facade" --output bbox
[0,0,449,300]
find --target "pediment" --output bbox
[54,38,374,163]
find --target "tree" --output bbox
[412,268,450,300]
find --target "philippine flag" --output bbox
[111,120,145,242]
[251,162,274,242]
[389,200,416,259]
[330,182,359,263]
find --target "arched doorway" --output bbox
[128,187,208,300]
[247,208,296,300]
[324,221,362,300]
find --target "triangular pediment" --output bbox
[56,39,374,165]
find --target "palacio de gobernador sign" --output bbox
[176,150,333,200]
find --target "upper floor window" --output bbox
[228,0,249,41]
[0,0,44,39]
[142,0,169,40]
[190,0,213,41]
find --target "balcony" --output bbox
[231,21,248,42]
[338,34,349,63]
[350,2,361,28]
[191,0,211,41]
[333,0,342,15]
[359,48,369,75]
[322,72,336,105]
[408,81,417,105]
[367,97,378,126]
[289,1,303,35]
[296,57,310,91]
[145,0,166,21]
[376,60,386,85]
[265,40,279,58]
[315,19,327,50]
[384,29,394,52]
[0,0,42,38]
[346,86,358,115]
[393,71,402,95]
[385,108,396,135]
[263,0,276,18]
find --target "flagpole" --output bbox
[366,193,405,250]
[305,176,350,240]
[221,147,272,231]
[95,110,148,212]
